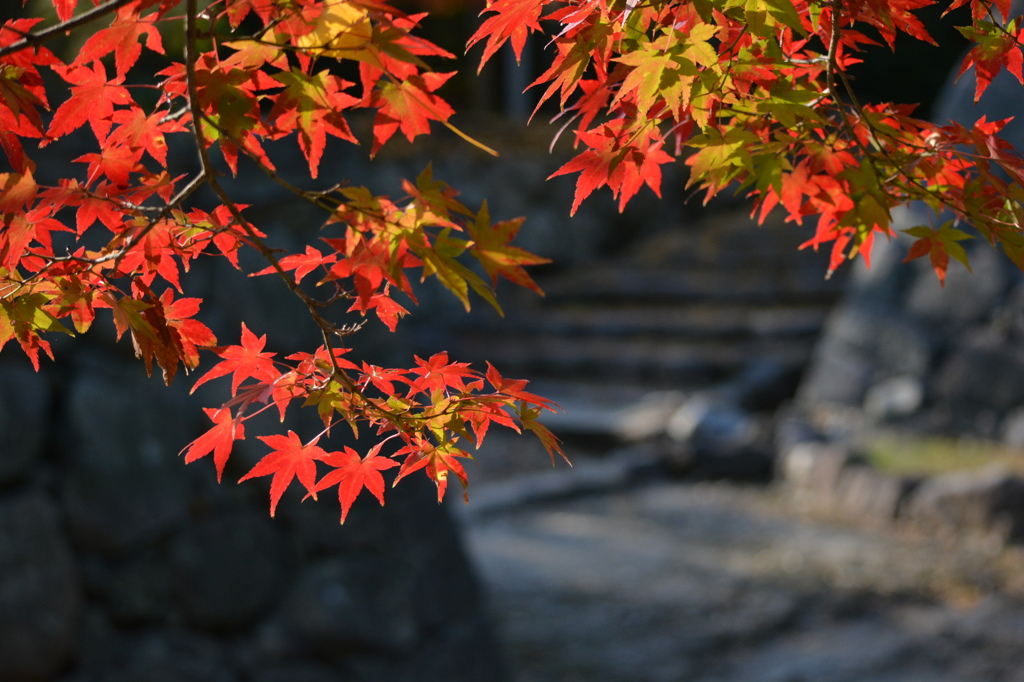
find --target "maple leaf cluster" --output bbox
[0,0,560,522]
[4,0,1024,520]
[469,0,1024,283]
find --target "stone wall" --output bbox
[0,343,510,681]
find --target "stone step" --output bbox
[464,302,832,341]
[624,229,829,271]
[453,333,817,386]
[538,267,846,305]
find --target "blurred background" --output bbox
[5,2,1024,681]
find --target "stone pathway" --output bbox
[458,472,1024,682]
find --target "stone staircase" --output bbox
[428,207,850,453]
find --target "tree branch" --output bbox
[0,0,137,60]
[182,0,389,414]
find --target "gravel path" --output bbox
[459,474,1024,682]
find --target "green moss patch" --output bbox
[861,433,1024,477]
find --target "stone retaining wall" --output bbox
[0,342,509,682]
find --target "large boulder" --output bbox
[0,491,82,681]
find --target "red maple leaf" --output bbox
[393,439,469,503]
[1,208,71,272]
[268,70,359,178]
[240,431,332,517]
[468,210,549,293]
[191,322,280,395]
[162,291,218,371]
[252,245,337,284]
[311,443,399,523]
[348,287,410,332]
[53,0,78,22]
[74,183,127,233]
[468,0,546,69]
[74,9,164,81]
[904,234,950,284]
[107,107,184,167]
[74,143,141,187]
[408,351,478,394]
[550,122,673,214]
[485,362,557,411]
[46,62,132,143]
[182,407,245,482]
[369,72,456,154]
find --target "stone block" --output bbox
[171,510,290,631]
[905,243,1010,331]
[863,375,925,422]
[778,442,852,498]
[0,362,51,485]
[933,332,1024,413]
[835,466,919,520]
[281,557,419,656]
[0,491,82,682]
[60,354,194,553]
[905,466,1024,542]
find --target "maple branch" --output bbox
[181,0,411,427]
[0,0,137,59]
[8,170,209,301]
[825,0,842,103]
[110,170,209,268]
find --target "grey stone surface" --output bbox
[906,466,1024,542]
[463,478,1024,682]
[1000,406,1024,449]
[71,619,238,682]
[933,330,1024,413]
[171,510,290,631]
[777,441,851,496]
[835,465,918,521]
[667,394,759,450]
[0,361,52,484]
[82,548,172,626]
[249,662,343,682]
[904,242,1011,330]
[666,394,773,478]
[863,375,925,422]
[0,490,82,682]
[60,353,194,553]
[725,358,804,411]
[799,305,934,409]
[538,385,685,442]
[281,557,419,655]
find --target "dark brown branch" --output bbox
[0,0,137,59]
